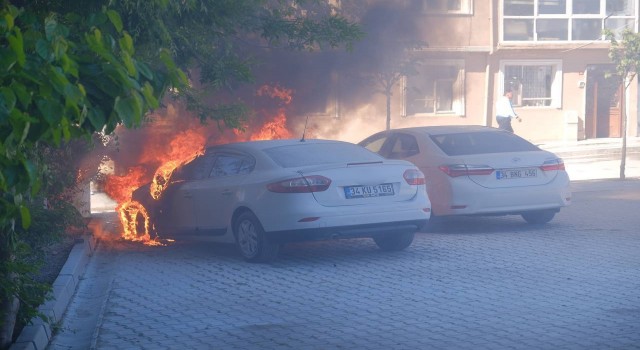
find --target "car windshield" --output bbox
[264,142,383,168]
[430,131,541,156]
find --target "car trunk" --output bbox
[299,162,419,207]
[453,151,561,189]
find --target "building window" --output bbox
[405,61,465,116]
[416,0,473,14]
[500,60,562,108]
[502,0,638,42]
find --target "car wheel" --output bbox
[521,209,556,224]
[234,212,279,263]
[373,232,415,251]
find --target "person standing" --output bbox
[495,89,521,133]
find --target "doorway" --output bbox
[585,65,622,139]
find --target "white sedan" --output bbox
[359,126,571,225]
[132,139,431,262]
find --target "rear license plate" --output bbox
[344,183,395,199]
[496,168,538,180]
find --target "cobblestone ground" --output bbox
[50,179,640,350]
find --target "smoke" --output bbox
[96,1,425,180]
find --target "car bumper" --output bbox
[265,219,428,243]
[440,178,571,216]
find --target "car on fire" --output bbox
[131,139,431,262]
[358,126,571,226]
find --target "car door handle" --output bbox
[221,190,233,196]
[183,192,192,198]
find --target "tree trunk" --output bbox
[386,91,391,131]
[620,82,628,180]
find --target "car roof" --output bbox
[388,125,502,136]
[206,138,352,153]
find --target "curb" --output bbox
[10,235,98,350]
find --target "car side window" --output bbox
[183,153,216,181]
[388,134,419,159]
[210,153,255,178]
[360,134,389,156]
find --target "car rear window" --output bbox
[264,142,383,168]
[430,131,541,156]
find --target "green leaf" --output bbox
[114,91,144,127]
[35,98,63,126]
[8,28,25,67]
[36,39,51,61]
[22,158,37,185]
[1,87,17,112]
[106,10,123,33]
[87,108,106,131]
[135,61,154,80]
[20,204,31,229]
[64,84,84,105]
[119,32,134,55]
[121,51,137,77]
[44,15,58,41]
[47,66,71,95]
[60,54,79,77]
[61,116,71,141]
[10,80,31,108]
[4,13,14,30]
[142,82,159,109]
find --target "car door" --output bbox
[192,152,255,235]
[162,153,216,234]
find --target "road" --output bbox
[49,179,640,350]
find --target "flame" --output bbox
[104,166,148,204]
[257,84,293,105]
[105,129,207,245]
[250,110,292,141]
[116,200,162,246]
[105,84,297,245]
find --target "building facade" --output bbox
[357,0,639,143]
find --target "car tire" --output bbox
[234,211,279,263]
[373,232,415,251]
[521,209,556,224]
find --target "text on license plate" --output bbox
[496,168,538,180]
[344,183,395,199]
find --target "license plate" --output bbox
[496,168,538,180]
[344,183,395,199]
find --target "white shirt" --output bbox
[496,95,517,119]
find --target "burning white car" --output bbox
[129,139,431,262]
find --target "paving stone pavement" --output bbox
[47,179,640,350]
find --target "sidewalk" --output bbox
[537,136,640,158]
[537,136,640,181]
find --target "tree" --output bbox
[1,1,361,346]
[0,3,185,346]
[343,2,425,130]
[112,0,362,127]
[605,28,640,180]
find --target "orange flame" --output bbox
[104,166,148,204]
[257,84,293,105]
[251,110,292,141]
[106,84,297,245]
[116,200,162,246]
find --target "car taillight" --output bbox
[267,175,331,193]
[403,169,426,185]
[540,158,565,171]
[438,164,494,177]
